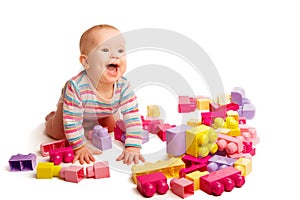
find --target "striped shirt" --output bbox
[62,70,143,150]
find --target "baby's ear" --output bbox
[80,55,89,69]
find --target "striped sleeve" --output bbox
[63,80,85,150]
[120,82,143,148]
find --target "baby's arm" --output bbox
[115,82,145,165]
[63,80,99,164]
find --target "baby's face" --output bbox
[85,28,127,86]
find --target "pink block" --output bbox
[137,172,169,197]
[200,166,245,196]
[86,161,110,179]
[217,134,243,155]
[114,119,126,142]
[60,166,84,183]
[40,139,69,157]
[170,177,194,198]
[49,146,74,165]
[157,124,176,141]
[178,96,196,113]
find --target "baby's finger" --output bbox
[116,152,125,161]
[84,154,91,164]
[139,154,146,163]
[133,154,139,164]
[72,155,79,164]
[89,154,95,162]
[79,155,85,165]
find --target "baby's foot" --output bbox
[45,111,55,121]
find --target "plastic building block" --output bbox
[201,111,226,126]
[215,128,231,135]
[217,133,243,156]
[216,93,231,105]
[157,123,176,141]
[92,125,112,151]
[141,115,163,132]
[234,157,252,176]
[239,116,247,124]
[207,155,236,172]
[185,171,209,190]
[210,102,239,113]
[195,96,210,111]
[170,177,194,198]
[136,172,169,197]
[60,165,85,183]
[36,162,61,179]
[147,105,161,117]
[200,166,245,196]
[114,119,126,142]
[179,155,211,177]
[40,139,70,157]
[241,103,256,119]
[185,125,218,158]
[49,146,74,165]
[231,87,245,106]
[186,118,202,127]
[86,161,110,179]
[9,153,37,172]
[178,96,196,113]
[166,125,191,157]
[131,157,185,184]
[223,116,241,136]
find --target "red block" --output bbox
[136,172,169,197]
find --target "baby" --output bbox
[45,24,145,165]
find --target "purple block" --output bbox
[166,125,191,157]
[92,125,112,150]
[242,104,256,120]
[231,87,245,106]
[207,155,236,172]
[9,153,37,171]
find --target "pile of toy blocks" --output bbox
[131,86,258,198]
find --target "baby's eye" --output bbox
[118,49,125,54]
[102,48,109,52]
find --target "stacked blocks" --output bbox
[185,125,218,158]
[234,157,252,176]
[92,125,112,151]
[9,153,37,172]
[231,87,255,119]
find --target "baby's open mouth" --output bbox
[106,64,119,76]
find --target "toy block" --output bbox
[226,110,239,121]
[201,111,226,126]
[141,115,163,133]
[131,157,185,184]
[215,128,231,135]
[86,161,110,179]
[210,102,239,113]
[196,96,210,111]
[185,125,218,158]
[9,153,37,172]
[178,96,196,113]
[114,119,126,142]
[186,118,201,127]
[166,125,191,157]
[217,93,231,105]
[170,177,194,198]
[49,146,74,165]
[157,123,176,141]
[223,116,241,136]
[212,117,225,129]
[147,105,161,117]
[179,155,211,177]
[231,87,245,106]
[217,134,243,156]
[92,125,112,151]
[207,155,236,172]
[60,165,84,183]
[238,116,247,124]
[121,129,149,144]
[185,171,209,190]
[136,172,169,197]
[40,139,69,157]
[234,157,252,176]
[241,103,255,120]
[36,162,61,179]
[200,166,245,196]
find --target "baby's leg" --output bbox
[45,102,66,140]
[98,115,116,133]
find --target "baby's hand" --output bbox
[73,145,102,165]
[116,146,145,165]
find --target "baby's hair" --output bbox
[79,24,119,55]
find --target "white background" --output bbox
[1,0,299,199]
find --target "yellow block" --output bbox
[131,157,185,184]
[36,162,61,179]
[187,118,202,127]
[196,97,210,110]
[186,171,209,190]
[147,105,161,117]
[234,157,252,176]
